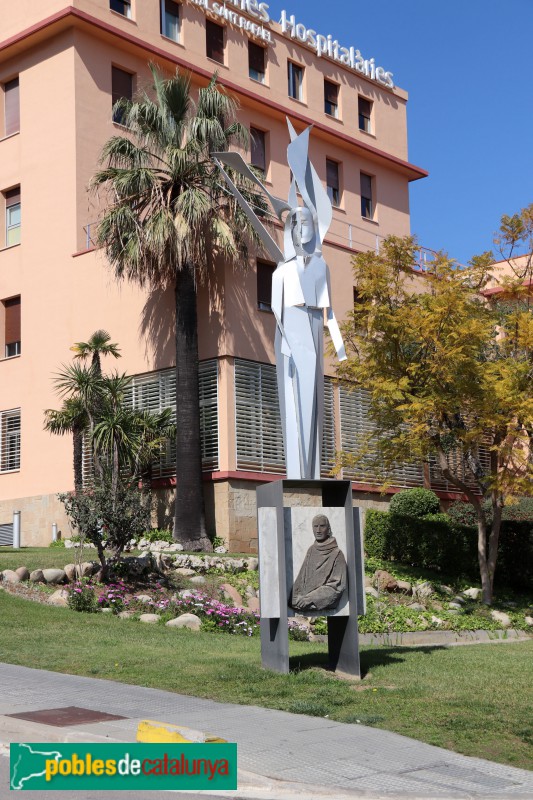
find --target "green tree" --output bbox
[91,65,266,550]
[337,234,533,605]
[70,329,121,375]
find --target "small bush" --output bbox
[48,539,65,549]
[67,581,99,613]
[141,529,173,544]
[389,488,440,518]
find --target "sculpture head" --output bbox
[312,514,332,543]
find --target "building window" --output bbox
[358,96,372,133]
[5,187,21,247]
[324,80,339,118]
[161,0,180,41]
[288,61,303,101]
[248,41,266,83]
[250,128,266,175]
[326,159,340,207]
[110,0,131,17]
[360,172,374,219]
[3,296,21,358]
[4,78,20,137]
[257,259,275,311]
[112,67,133,125]
[0,408,21,473]
[206,20,225,64]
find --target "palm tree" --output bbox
[71,329,120,375]
[91,65,266,550]
[44,396,88,494]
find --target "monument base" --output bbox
[256,479,364,678]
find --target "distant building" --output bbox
[2,0,463,550]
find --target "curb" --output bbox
[136,719,226,744]
[315,628,533,647]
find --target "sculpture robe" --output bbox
[290,536,347,611]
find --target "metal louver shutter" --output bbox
[235,359,285,474]
[429,444,489,495]
[0,523,14,545]
[0,408,21,472]
[321,377,335,478]
[199,360,219,471]
[339,386,423,488]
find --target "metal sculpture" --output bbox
[213,120,346,479]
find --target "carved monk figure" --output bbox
[290,514,347,612]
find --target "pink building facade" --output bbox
[0,0,444,549]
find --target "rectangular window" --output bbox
[4,296,21,358]
[257,259,275,311]
[324,80,339,118]
[206,20,225,64]
[161,0,180,41]
[360,172,374,219]
[5,187,21,247]
[4,78,20,137]
[112,67,133,125]
[326,159,340,207]
[0,408,21,473]
[110,0,131,17]
[248,41,266,83]
[250,128,266,174]
[358,96,372,133]
[288,61,303,101]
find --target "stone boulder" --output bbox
[246,597,260,614]
[15,567,30,581]
[462,587,481,600]
[190,576,206,586]
[48,589,69,607]
[407,602,425,612]
[448,602,464,611]
[29,569,44,583]
[42,569,66,585]
[63,564,77,582]
[139,613,160,624]
[118,610,135,619]
[174,568,196,578]
[395,580,412,594]
[412,581,434,599]
[365,586,379,600]
[2,569,21,584]
[78,562,97,578]
[490,610,511,627]
[525,616,533,627]
[134,594,153,604]
[166,613,202,631]
[220,583,244,608]
[214,546,227,554]
[438,584,455,596]
[374,570,398,592]
[244,558,258,571]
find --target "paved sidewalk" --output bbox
[0,663,532,799]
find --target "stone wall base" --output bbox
[0,494,73,547]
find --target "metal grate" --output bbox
[234,359,335,476]
[0,523,14,546]
[6,706,126,727]
[0,408,21,473]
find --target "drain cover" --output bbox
[6,706,127,727]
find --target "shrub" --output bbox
[141,529,173,544]
[389,488,440,518]
[67,580,99,613]
[98,580,128,613]
[48,539,65,549]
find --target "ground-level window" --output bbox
[0,408,21,473]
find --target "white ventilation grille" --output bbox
[0,408,20,473]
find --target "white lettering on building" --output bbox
[190,0,272,42]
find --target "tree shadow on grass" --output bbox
[289,645,448,678]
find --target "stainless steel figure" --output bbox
[213,120,346,479]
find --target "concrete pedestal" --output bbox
[257,479,364,678]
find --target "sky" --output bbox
[265,0,533,265]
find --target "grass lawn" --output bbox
[0,591,531,770]
[0,547,96,572]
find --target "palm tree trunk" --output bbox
[173,265,212,551]
[73,426,84,494]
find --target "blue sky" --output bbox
[266,0,533,265]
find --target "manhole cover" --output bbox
[6,706,127,727]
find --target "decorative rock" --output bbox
[139,613,160,624]
[29,569,44,583]
[245,558,258,571]
[214,546,227,554]
[80,562,97,578]
[395,580,412,594]
[244,585,256,598]
[525,616,533,626]
[431,615,444,626]
[451,596,466,605]
[447,609,460,615]
[462,587,481,600]
[101,608,113,614]
[448,602,464,611]
[63,564,77,582]
[48,589,69,607]
[407,602,425,611]
[364,575,373,588]
[190,576,206,585]
[2,570,21,584]
[412,582,434,598]
[178,590,195,599]
[118,610,134,619]
[374,570,398,592]
[166,613,202,631]
[503,601,518,609]
[365,586,379,599]
[490,610,511,627]
[174,568,196,578]
[134,594,153,604]
[438,584,455,596]
[246,597,260,613]
[15,567,30,581]
[42,569,66,585]
[220,583,244,608]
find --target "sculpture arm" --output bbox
[272,267,291,358]
[325,269,347,361]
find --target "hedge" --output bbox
[364,509,532,590]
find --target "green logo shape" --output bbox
[10,743,237,791]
